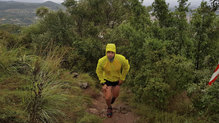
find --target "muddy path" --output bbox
[85,88,138,123]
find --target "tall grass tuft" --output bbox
[25,47,67,123]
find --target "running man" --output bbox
[96,43,130,118]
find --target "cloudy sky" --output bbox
[48,0,210,6]
[0,0,211,6]
[43,0,64,3]
[143,0,210,7]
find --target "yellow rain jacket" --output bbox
[96,44,130,84]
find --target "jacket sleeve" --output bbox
[96,59,106,84]
[120,58,130,81]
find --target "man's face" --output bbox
[107,51,115,59]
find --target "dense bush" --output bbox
[0,0,218,122]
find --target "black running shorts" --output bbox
[104,79,119,86]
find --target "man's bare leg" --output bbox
[111,85,120,104]
[102,85,112,108]
[102,85,113,117]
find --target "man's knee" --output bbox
[114,93,119,98]
[104,87,112,100]
[105,90,112,100]
[105,94,112,101]
[112,85,120,97]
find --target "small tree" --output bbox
[191,2,217,70]
[36,7,49,18]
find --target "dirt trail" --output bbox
[86,89,138,123]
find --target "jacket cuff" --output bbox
[101,83,106,86]
[100,80,106,84]
[120,76,125,81]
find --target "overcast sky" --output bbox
[47,0,210,6]
[43,0,64,3]
[143,0,210,7]
[0,0,211,7]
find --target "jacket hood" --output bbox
[106,43,116,54]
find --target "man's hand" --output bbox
[118,80,123,86]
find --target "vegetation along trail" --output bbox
[0,0,219,122]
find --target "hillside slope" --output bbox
[0,1,65,25]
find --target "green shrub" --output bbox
[142,81,171,109]
[202,82,219,122]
